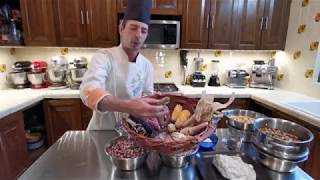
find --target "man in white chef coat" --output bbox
[80,0,168,130]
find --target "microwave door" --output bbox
[143,20,180,49]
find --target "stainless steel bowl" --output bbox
[160,146,198,168]
[105,136,147,171]
[253,118,313,161]
[255,145,308,172]
[223,109,267,142]
[8,72,28,85]
[70,68,87,82]
[47,69,66,83]
[27,73,45,85]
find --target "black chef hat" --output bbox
[123,0,152,25]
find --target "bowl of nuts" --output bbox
[105,136,147,171]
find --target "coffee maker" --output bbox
[250,60,278,90]
[47,56,68,89]
[27,61,48,89]
[7,61,31,89]
[191,52,206,87]
[225,69,249,88]
[67,57,88,90]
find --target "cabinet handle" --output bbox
[211,15,215,29]
[260,17,264,30]
[80,10,84,25]
[264,17,269,30]
[86,10,90,25]
[206,15,209,29]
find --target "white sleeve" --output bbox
[142,61,154,96]
[79,51,111,107]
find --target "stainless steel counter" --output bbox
[19,129,312,180]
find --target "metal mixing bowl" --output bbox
[222,109,267,142]
[47,69,66,83]
[255,145,308,172]
[8,72,28,85]
[105,136,147,171]
[223,109,267,130]
[160,146,199,168]
[70,68,87,82]
[27,73,45,85]
[253,118,313,161]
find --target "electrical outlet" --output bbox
[0,64,6,73]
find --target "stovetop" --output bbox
[153,83,179,92]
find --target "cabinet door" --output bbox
[116,0,127,13]
[54,0,87,46]
[20,0,57,46]
[152,0,182,15]
[260,0,291,50]
[234,0,265,50]
[0,136,10,180]
[117,0,182,15]
[44,99,83,145]
[181,0,210,49]
[208,0,238,49]
[0,112,28,180]
[85,0,118,47]
[303,132,320,180]
[81,103,92,130]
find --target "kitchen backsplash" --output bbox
[0,46,271,88]
[274,0,320,98]
[0,48,15,89]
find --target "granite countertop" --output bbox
[0,86,319,128]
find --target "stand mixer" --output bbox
[28,61,48,89]
[67,57,88,90]
[7,61,31,89]
[47,56,68,89]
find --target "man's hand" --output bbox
[127,97,169,119]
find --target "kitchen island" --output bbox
[19,129,312,180]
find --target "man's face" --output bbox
[119,20,149,51]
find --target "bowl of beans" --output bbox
[222,109,267,142]
[105,136,147,171]
[253,117,314,161]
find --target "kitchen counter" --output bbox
[19,129,312,180]
[0,86,319,128]
[0,88,79,119]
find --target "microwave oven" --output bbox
[144,20,180,49]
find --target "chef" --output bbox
[80,0,168,130]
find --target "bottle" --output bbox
[9,19,21,45]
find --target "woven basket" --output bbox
[122,94,221,154]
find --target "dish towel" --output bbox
[212,154,256,180]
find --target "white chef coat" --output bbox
[80,45,154,130]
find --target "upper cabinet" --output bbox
[260,0,291,50]
[54,0,87,47]
[181,0,209,49]
[54,0,118,47]
[182,0,291,50]
[234,0,265,50]
[182,0,238,49]
[208,0,238,49]
[85,0,118,47]
[20,0,57,46]
[21,0,118,47]
[117,0,182,15]
[235,0,291,50]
